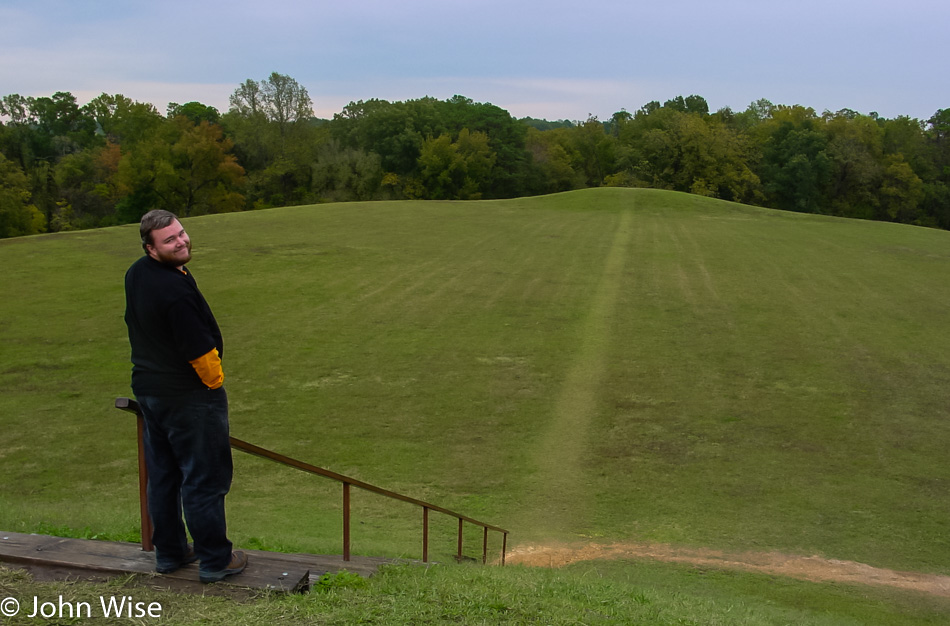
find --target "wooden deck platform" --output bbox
[0,531,399,596]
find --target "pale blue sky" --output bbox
[2,0,947,121]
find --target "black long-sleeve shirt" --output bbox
[124,255,223,396]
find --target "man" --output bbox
[124,209,247,584]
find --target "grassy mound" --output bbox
[3,188,950,576]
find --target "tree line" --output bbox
[1,72,948,239]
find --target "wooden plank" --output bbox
[0,532,333,594]
[0,532,154,574]
[290,552,399,579]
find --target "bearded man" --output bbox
[124,209,246,583]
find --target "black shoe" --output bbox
[155,545,198,574]
[199,550,248,583]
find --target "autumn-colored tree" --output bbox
[116,117,245,221]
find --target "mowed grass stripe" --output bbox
[519,203,635,539]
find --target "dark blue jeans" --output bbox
[138,387,233,573]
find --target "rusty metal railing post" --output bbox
[457,518,463,562]
[482,527,488,564]
[116,398,153,552]
[135,411,155,552]
[422,507,429,563]
[342,482,351,562]
[135,413,154,552]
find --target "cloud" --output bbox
[1,0,947,122]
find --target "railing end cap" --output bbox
[115,397,140,413]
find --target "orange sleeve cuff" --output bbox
[189,348,224,389]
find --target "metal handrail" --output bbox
[115,397,508,565]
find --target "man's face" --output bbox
[146,219,192,268]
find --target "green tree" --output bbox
[229,79,265,118]
[455,128,496,196]
[417,129,496,200]
[417,134,462,199]
[439,96,530,197]
[262,73,313,125]
[84,93,163,145]
[610,105,760,202]
[613,105,679,186]
[882,116,929,172]
[0,152,45,238]
[524,127,579,193]
[331,95,531,198]
[733,98,775,130]
[29,92,97,157]
[923,109,950,227]
[921,182,950,228]
[0,94,39,168]
[683,116,761,202]
[879,154,924,223]
[53,141,122,229]
[310,140,383,201]
[0,94,31,124]
[568,116,616,186]
[168,101,220,125]
[332,99,429,176]
[824,111,884,218]
[228,72,315,156]
[927,109,950,180]
[225,73,320,206]
[1,92,98,229]
[756,106,832,213]
[662,95,709,116]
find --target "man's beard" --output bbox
[155,240,192,266]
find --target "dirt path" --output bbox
[506,542,950,598]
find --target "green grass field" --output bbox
[3,188,950,619]
[5,557,950,625]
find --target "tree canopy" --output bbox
[1,78,948,238]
